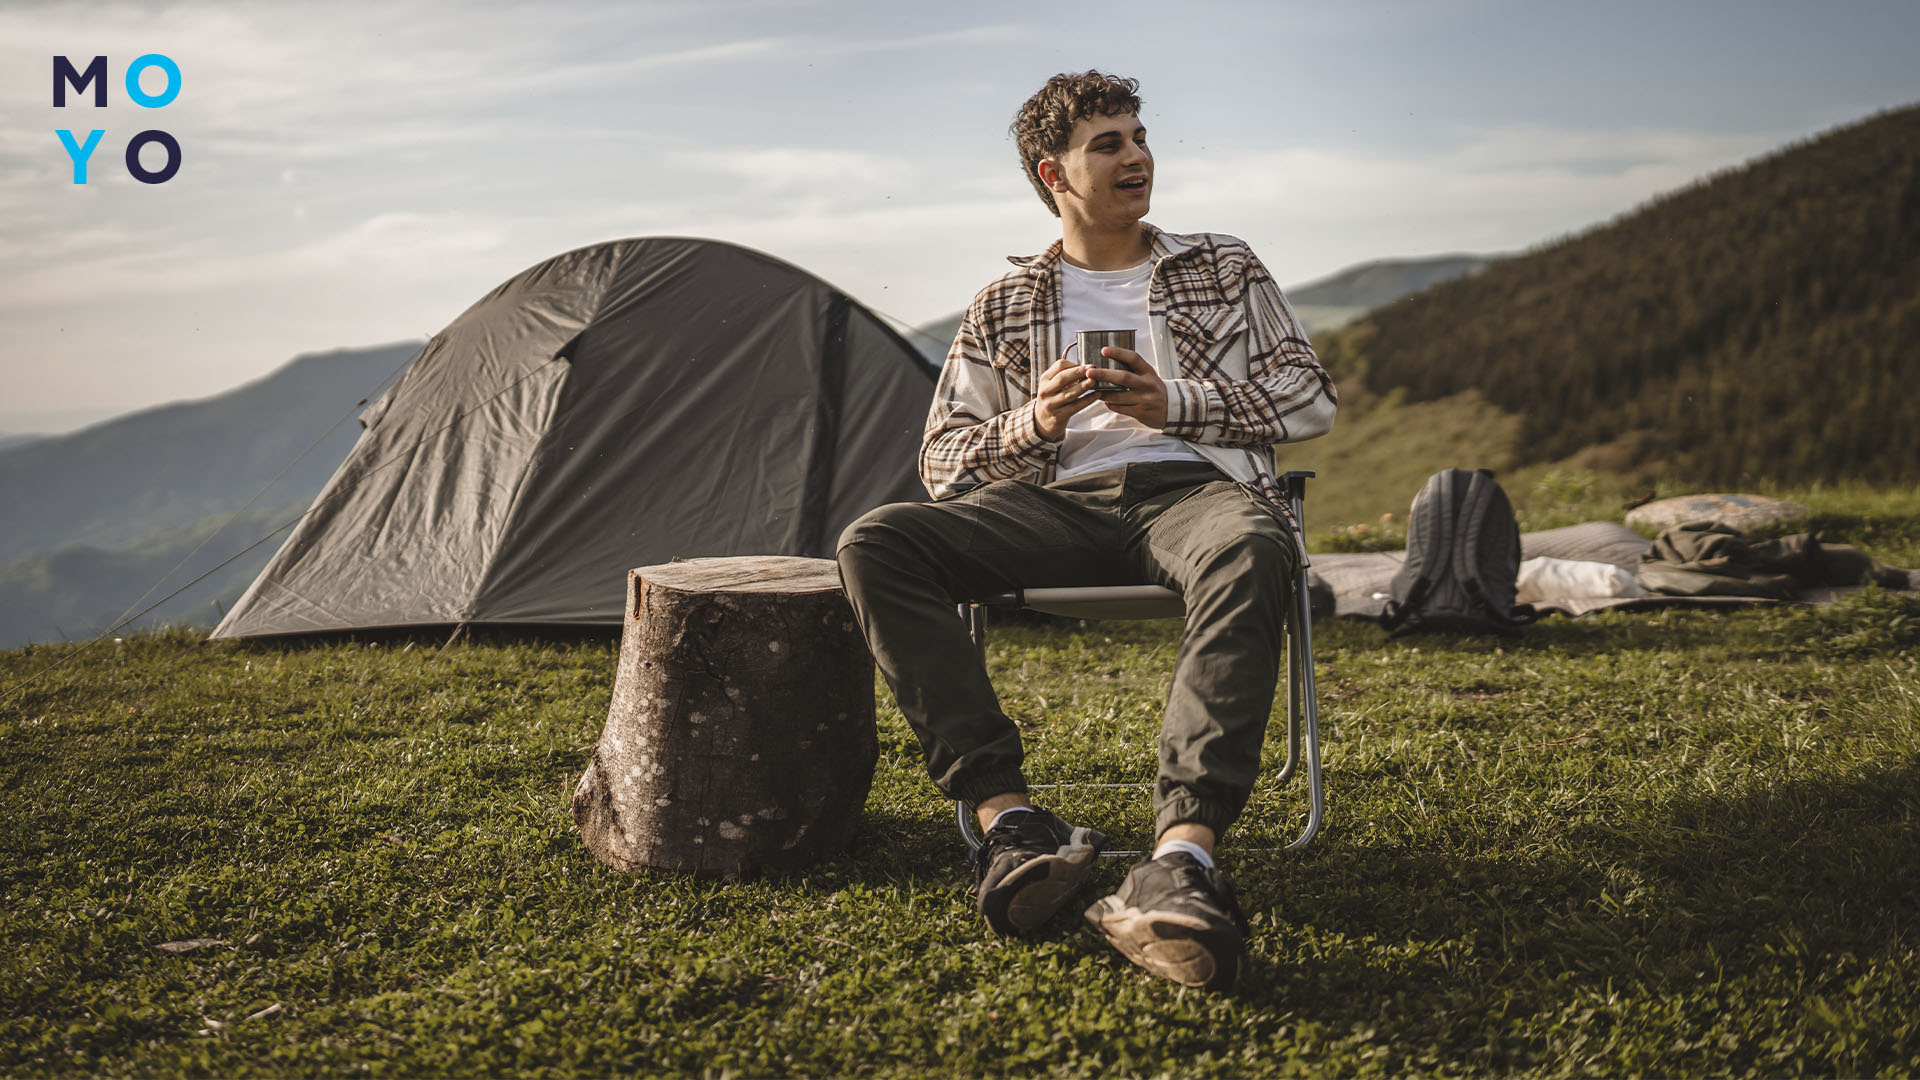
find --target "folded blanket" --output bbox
[1637,521,1919,599]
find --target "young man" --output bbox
[836,71,1336,990]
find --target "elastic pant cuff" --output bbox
[955,767,1029,810]
[1155,798,1237,842]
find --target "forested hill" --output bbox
[1320,104,1920,487]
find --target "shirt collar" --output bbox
[1004,222,1192,274]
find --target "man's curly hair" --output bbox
[1010,71,1143,217]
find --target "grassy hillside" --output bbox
[1325,105,1920,489]
[0,343,419,567]
[1276,354,1920,544]
[3,490,1917,1075]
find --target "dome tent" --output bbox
[212,237,935,639]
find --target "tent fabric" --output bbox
[213,237,935,638]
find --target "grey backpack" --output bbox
[1380,468,1536,635]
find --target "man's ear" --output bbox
[1038,158,1068,193]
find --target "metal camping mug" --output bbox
[1061,328,1135,392]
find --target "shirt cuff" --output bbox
[1161,378,1212,439]
[1004,400,1060,469]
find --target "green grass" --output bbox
[3,501,1919,1076]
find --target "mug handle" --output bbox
[1060,340,1080,364]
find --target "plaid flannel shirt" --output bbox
[919,224,1338,521]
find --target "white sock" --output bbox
[1152,839,1215,868]
[986,806,1036,832]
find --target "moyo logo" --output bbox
[53,54,182,185]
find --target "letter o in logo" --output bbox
[124,53,181,108]
[125,130,181,184]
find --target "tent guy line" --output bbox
[0,350,571,706]
[103,344,428,634]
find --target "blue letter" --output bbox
[125,53,181,108]
[53,55,107,107]
[55,129,105,184]
[125,130,181,184]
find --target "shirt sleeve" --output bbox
[1160,248,1339,449]
[917,289,1060,498]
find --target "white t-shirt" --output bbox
[1055,260,1206,480]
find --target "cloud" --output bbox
[1444,125,1777,173]
[288,211,511,270]
[667,146,915,199]
[820,23,1022,53]
[0,210,510,308]
[1151,124,1784,284]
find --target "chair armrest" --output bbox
[1019,585,1184,620]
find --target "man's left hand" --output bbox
[1094,346,1169,431]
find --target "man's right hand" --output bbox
[1034,357,1099,442]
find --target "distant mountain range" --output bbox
[1285,254,1494,336]
[0,500,308,647]
[0,343,420,647]
[905,314,964,366]
[903,253,1493,365]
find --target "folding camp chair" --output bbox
[954,470,1325,858]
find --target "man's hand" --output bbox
[1093,347,1169,431]
[1034,356,1100,441]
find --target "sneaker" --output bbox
[1083,852,1248,990]
[973,808,1108,936]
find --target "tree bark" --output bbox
[573,556,876,879]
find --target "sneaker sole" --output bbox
[981,828,1105,934]
[1084,895,1241,990]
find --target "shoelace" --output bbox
[1167,862,1251,933]
[973,814,1051,878]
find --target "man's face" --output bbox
[1042,111,1153,227]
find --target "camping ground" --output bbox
[1,484,1917,1077]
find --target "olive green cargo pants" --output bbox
[835,461,1299,839]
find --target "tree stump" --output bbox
[572,556,876,879]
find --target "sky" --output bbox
[2,0,1916,434]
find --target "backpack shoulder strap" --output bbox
[1399,469,1456,608]
[1453,470,1498,612]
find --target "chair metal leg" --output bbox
[956,601,988,853]
[1279,470,1324,850]
[1283,559,1325,850]
[957,797,983,855]
[1277,626,1302,788]
[961,602,987,665]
